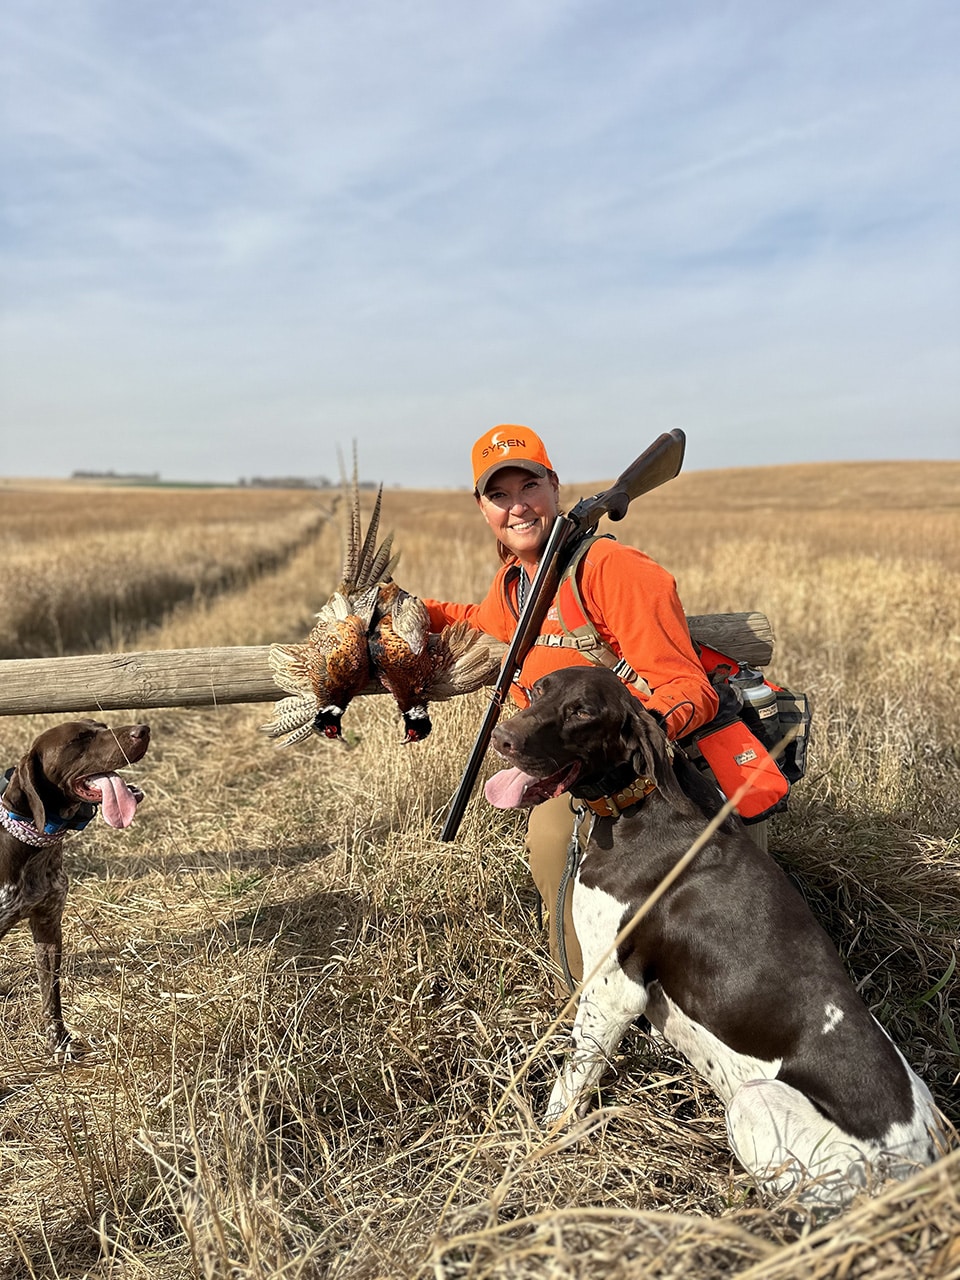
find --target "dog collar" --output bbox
[580,775,657,819]
[0,803,69,847]
[1,768,94,842]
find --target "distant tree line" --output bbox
[72,469,161,482]
[239,476,379,489]
[69,471,379,489]
[239,476,332,488]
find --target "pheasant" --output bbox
[263,451,503,745]
[266,585,378,744]
[261,458,396,746]
[369,588,502,743]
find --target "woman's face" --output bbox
[476,467,560,566]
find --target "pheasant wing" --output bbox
[427,622,503,699]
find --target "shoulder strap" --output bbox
[533,534,647,690]
[556,535,604,637]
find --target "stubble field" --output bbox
[0,461,958,1279]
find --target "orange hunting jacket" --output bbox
[423,536,718,739]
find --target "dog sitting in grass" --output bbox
[487,667,948,1211]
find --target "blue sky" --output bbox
[2,1,957,486]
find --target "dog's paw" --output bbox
[48,1027,88,1063]
[543,1086,585,1129]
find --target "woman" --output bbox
[423,424,718,984]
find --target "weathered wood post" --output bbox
[0,613,773,716]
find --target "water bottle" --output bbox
[731,665,781,751]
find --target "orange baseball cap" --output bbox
[471,424,555,495]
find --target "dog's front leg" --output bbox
[544,884,648,1125]
[29,910,70,1054]
[544,966,647,1124]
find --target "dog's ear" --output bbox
[620,707,657,779]
[621,702,689,811]
[10,751,50,833]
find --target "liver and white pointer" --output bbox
[487,667,945,1210]
[1,719,150,1054]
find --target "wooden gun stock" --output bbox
[567,427,686,526]
[439,429,686,842]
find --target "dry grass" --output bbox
[0,462,957,1279]
[0,486,330,659]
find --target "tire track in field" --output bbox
[3,507,338,660]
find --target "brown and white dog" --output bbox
[487,668,946,1210]
[1,719,150,1054]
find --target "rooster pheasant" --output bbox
[262,459,396,745]
[368,586,498,742]
[262,454,502,746]
[266,585,378,744]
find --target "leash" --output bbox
[552,768,662,992]
[555,803,589,994]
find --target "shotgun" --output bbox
[439,428,687,842]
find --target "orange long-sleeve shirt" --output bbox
[423,536,718,739]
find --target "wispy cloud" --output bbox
[1,0,957,483]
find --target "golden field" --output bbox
[0,463,958,1280]
[0,486,328,659]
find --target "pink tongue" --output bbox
[485,767,539,809]
[87,774,139,829]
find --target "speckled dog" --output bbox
[1,719,150,1054]
[487,667,947,1211]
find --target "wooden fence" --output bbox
[0,613,773,716]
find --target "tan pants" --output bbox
[525,795,592,989]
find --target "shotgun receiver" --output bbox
[439,428,686,842]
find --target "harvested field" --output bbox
[0,485,331,658]
[0,462,957,1279]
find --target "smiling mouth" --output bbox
[509,519,537,532]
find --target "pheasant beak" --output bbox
[402,713,432,743]
[313,709,345,741]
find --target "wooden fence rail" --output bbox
[0,613,773,717]
[0,647,290,716]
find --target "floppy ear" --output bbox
[10,751,50,833]
[620,705,656,778]
[620,702,689,811]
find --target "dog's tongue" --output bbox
[86,773,139,828]
[485,767,540,809]
[485,761,583,808]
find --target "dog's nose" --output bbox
[491,724,518,757]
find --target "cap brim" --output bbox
[476,460,549,495]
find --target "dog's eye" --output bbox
[572,706,595,720]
